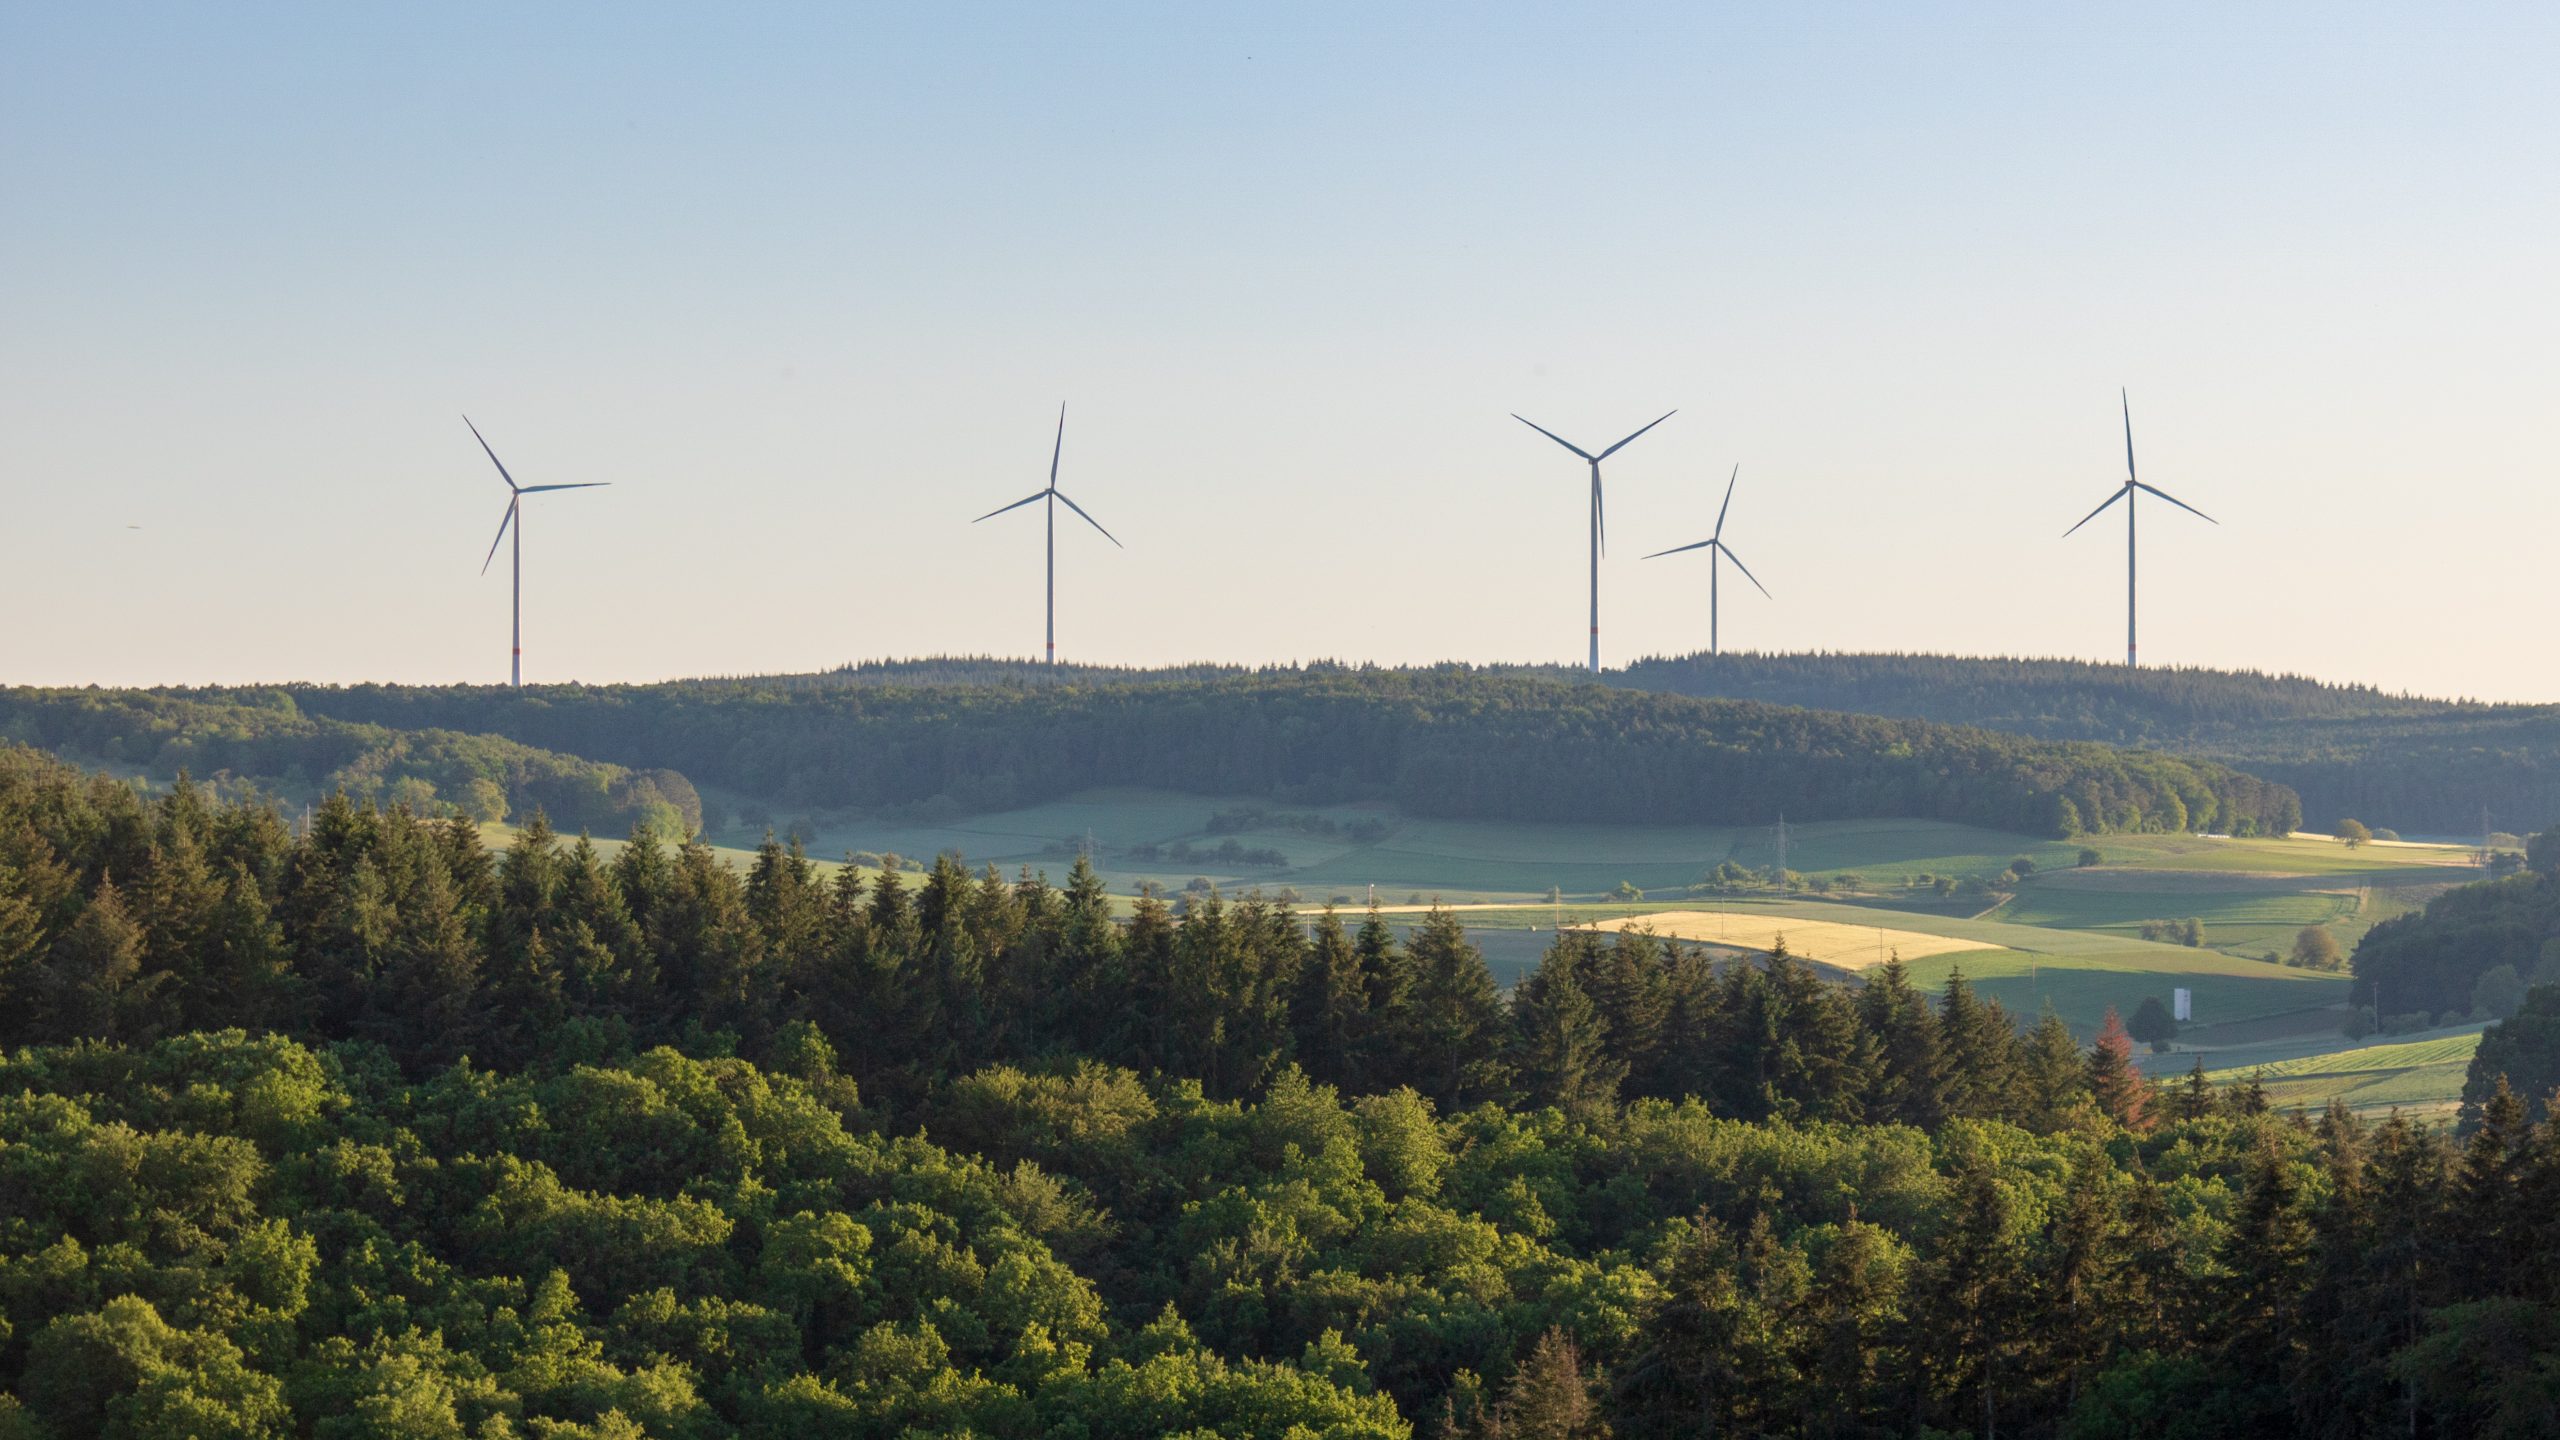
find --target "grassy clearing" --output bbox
[2080,831,2476,876]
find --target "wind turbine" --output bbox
[465,417,607,688]
[1644,464,1769,656]
[2063,390,2216,667]
[974,403,1121,664]
[1513,408,1676,672]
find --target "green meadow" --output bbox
[2189,1025,2485,1117]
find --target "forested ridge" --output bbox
[0,689,701,839]
[210,669,2298,838]
[1609,651,2558,835]
[6,744,2560,1436]
[670,652,2552,836]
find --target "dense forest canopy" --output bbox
[5,741,2560,1436]
[2355,831,2560,1032]
[0,688,700,838]
[1609,651,2558,835]
[201,669,2297,839]
[669,653,2555,836]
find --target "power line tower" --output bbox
[1774,813,1789,878]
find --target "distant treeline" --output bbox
[235,670,2299,838]
[0,687,700,836]
[670,651,2550,835]
[1610,650,2559,834]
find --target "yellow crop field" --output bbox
[1572,910,2004,971]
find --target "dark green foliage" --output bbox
[0,688,698,835]
[2355,865,2560,1022]
[215,668,2296,838]
[1612,649,2541,833]
[5,741,2559,1436]
[2467,986,2560,1121]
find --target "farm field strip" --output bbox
[1570,909,2000,969]
[2197,1028,2484,1116]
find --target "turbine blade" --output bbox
[2134,481,2218,524]
[464,415,520,492]
[973,491,1049,523]
[1713,462,1738,540]
[479,499,517,575]
[2121,389,2137,482]
[1049,403,1066,489]
[516,483,609,493]
[2062,486,2129,538]
[1642,538,1716,560]
[1512,414,1594,461]
[1594,475,1605,555]
[1054,490,1123,547]
[1597,408,1677,460]
[1720,546,1772,598]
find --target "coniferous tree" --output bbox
[2038,1158,2131,1414]
[1585,928,1671,1092]
[2085,1007,2153,1131]
[2214,1143,2315,1426]
[2018,1007,2091,1131]
[1292,907,1370,1087]
[1856,954,1944,1128]
[1935,970,2020,1121]
[1801,1210,1906,1440]
[1512,936,1625,1118]
[2452,1075,2533,1299]
[1493,1328,1611,1440]
[1618,1214,1746,1438]
[45,873,146,1042]
[1762,945,1872,1123]
[371,852,481,1067]
[2165,1056,2217,1122]
[1398,906,1509,1108]
[1910,1164,2025,1437]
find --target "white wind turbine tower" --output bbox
[974,404,1121,664]
[1513,408,1676,672]
[2063,390,2216,667]
[465,417,607,687]
[1644,464,1770,656]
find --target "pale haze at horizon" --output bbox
[4,5,2553,699]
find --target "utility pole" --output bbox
[1775,813,1789,878]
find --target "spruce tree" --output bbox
[1802,1210,1905,1439]
[1494,1328,1611,1440]
[1399,906,1508,1107]
[2452,1075,2532,1299]
[1586,927,1671,1091]
[2165,1056,2217,1122]
[1936,970,2020,1122]
[1512,936,1625,1118]
[1911,1164,2025,1437]
[2018,1006,2091,1131]
[2085,1006,2153,1131]
[1292,906,1369,1087]
[1856,954,1944,1127]
[2214,1143,2314,1424]
[44,873,145,1041]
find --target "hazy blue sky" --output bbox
[5,4,2555,696]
